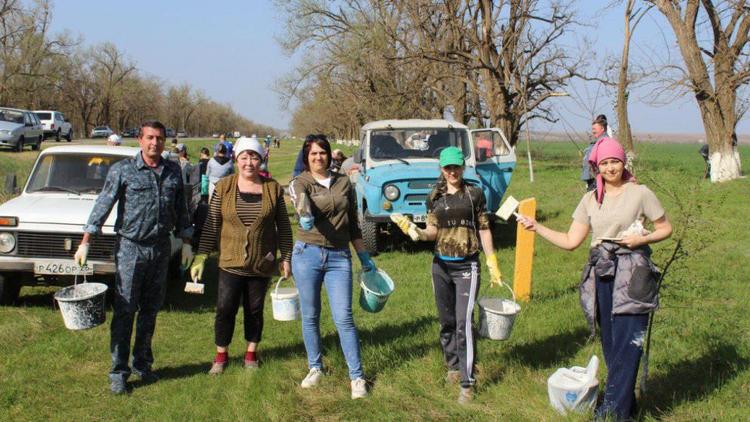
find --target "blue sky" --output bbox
[49,0,748,135]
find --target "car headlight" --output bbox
[383,184,400,201]
[0,130,10,136]
[0,232,15,253]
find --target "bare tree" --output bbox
[647,0,748,182]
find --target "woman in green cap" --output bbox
[391,146,503,404]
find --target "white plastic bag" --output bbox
[547,355,600,415]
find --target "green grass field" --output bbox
[0,139,748,421]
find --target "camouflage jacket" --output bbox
[84,152,192,242]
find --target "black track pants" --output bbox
[431,256,480,388]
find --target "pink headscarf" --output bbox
[588,137,635,205]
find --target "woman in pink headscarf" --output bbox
[517,137,672,420]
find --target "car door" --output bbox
[31,113,43,141]
[470,128,517,213]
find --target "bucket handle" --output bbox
[73,273,88,286]
[491,280,516,303]
[273,276,296,296]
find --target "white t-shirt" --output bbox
[573,182,665,247]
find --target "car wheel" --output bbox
[0,273,22,305]
[31,136,40,151]
[66,130,72,142]
[361,217,382,255]
[55,129,61,142]
[15,137,24,152]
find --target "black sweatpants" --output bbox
[431,256,480,388]
[215,269,270,347]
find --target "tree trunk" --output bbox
[616,0,635,153]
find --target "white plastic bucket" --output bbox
[547,355,600,415]
[270,277,300,321]
[54,275,108,330]
[478,281,520,341]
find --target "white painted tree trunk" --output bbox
[710,147,742,182]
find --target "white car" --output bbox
[34,110,73,142]
[0,145,199,305]
[90,126,113,138]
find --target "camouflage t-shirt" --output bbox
[426,185,490,258]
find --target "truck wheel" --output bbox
[361,219,381,255]
[55,130,61,142]
[0,273,22,305]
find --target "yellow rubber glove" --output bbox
[190,254,208,282]
[389,213,424,241]
[486,253,503,287]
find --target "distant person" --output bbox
[475,133,493,161]
[699,143,710,179]
[264,134,272,149]
[171,138,179,152]
[330,149,347,173]
[107,133,122,146]
[517,137,672,420]
[291,139,308,178]
[175,143,193,184]
[198,147,211,200]
[207,143,234,200]
[219,134,234,160]
[582,115,609,191]
[273,137,280,148]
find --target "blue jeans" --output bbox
[291,241,363,380]
[595,275,650,421]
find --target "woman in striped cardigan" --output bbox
[190,136,293,374]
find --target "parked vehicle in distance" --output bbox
[0,145,202,305]
[0,107,44,152]
[34,110,73,142]
[90,126,114,138]
[211,133,220,138]
[352,119,516,253]
[176,130,187,138]
[166,128,175,138]
[120,127,138,138]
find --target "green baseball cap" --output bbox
[439,146,464,167]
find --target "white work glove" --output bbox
[181,243,194,268]
[74,244,89,267]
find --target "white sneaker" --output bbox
[351,377,367,399]
[301,368,324,388]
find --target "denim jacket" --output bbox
[579,242,661,336]
[84,152,192,243]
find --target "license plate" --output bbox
[34,259,93,275]
[412,214,427,223]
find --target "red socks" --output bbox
[245,351,257,362]
[215,352,228,364]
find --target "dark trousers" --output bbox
[595,276,650,421]
[215,269,269,347]
[431,257,480,388]
[110,237,171,382]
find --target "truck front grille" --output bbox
[16,232,116,260]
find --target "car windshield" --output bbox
[27,153,128,194]
[36,112,52,120]
[0,109,24,124]
[368,128,471,161]
[94,126,108,130]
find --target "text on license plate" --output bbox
[35,260,93,275]
[412,214,427,223]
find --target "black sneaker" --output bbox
[110,378,128,395]
[134,369,160,384]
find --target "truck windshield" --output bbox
[369,128,471,161]
[26,154,128,194]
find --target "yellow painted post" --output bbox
[513,198,536,301]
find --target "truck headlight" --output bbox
[383,184,400,201]
[0,232,15,253]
